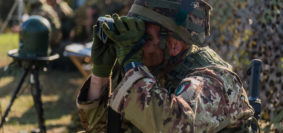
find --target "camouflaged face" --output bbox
[128,0,212,45]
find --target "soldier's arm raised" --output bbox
[88,74,109,100]
[76,75,110,132]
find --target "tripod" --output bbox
[0,49,59,133]
[0,64,46,132]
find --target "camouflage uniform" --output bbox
[51,0,73,20]
[76,0,254,132]
[50,0,74,40]
[77,45,254,132]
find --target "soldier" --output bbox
[76,0,255,132]
[27,0,62,52]
[46,0,74,40]
[70,4,100,43]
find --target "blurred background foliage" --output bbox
[207,0,283,131]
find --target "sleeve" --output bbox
[178,68,254,132]
[109,66,254,133]
[76,77,109,133]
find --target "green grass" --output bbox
[0,33,19,67]
[0,33,85,132]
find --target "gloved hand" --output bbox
[91,23,117,77]
[102,14,145,68]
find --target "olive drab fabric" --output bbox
[76,45,254,132]
[19,15,51,58]
[101,14,145,67]
[152,45,233,93]
[91,23,117,77]
[128,0,212,45]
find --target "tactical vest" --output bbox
[157,45,233,94]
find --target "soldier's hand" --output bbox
[91,24,117,77]
[102,14,145,68]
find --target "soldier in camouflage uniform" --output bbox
[76,0,255,132]
[46,0,74,40]
[28,0,62,52]
[70,4,100,43]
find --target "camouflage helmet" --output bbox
[19,15,51,58]
[127,0,212,45]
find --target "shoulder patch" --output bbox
[176,81,191,95]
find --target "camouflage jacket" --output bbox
[76,45,254,133]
